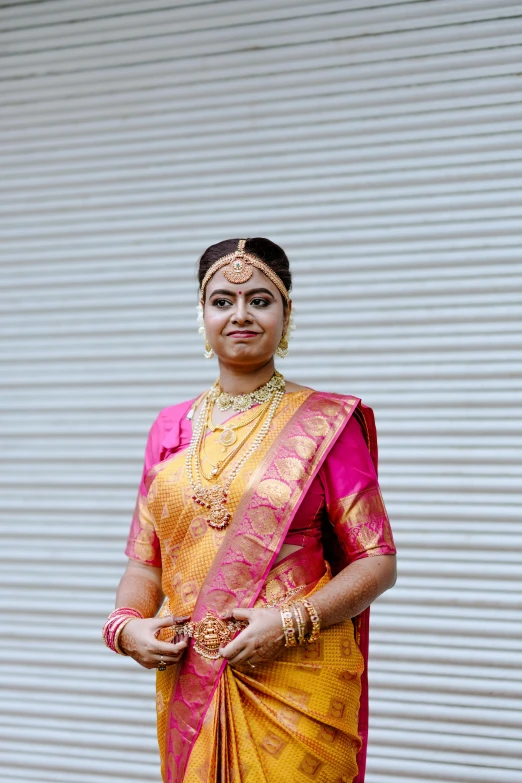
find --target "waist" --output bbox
[161,542,327,658]
[257,539,327,607]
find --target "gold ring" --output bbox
[158,659,166,671]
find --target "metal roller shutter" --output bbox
[1,1,521,781]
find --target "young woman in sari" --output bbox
[104,237,397,783]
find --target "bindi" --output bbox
[238,290,242,294]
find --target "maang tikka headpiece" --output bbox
[200,239,291,305]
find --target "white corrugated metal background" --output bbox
[1,1,521,782]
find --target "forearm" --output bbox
[307,555,396,631]
[116,560,164,618]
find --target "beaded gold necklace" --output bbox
[210,370,285,412]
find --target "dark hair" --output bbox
[197,237,292,305]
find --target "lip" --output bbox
[227,331,260,338]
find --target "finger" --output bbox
[172,615,191,624]
[219,639,237,659]
[154,652,183,664]
[220,639,248,660]
[154,614,190,628]
[153,653,182,667]
[227,648,252,666]
[155,638,188,655]
[172,633,187,645]
[224,647,248,665]
[169,638,189,653]
[152,643,187,662]
[231,608,253,622]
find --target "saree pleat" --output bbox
[182,573,362,783]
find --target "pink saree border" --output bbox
[164,391,361,783]
[352,402,379,783]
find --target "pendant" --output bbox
[192,484,231,529]
[192,612,232,659]
[218,428,237,448]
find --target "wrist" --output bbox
[279,598,321,647]
[117,618,140,655]
[102,607,144,655]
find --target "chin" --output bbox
[225,346,274,365]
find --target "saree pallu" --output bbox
[126,390,396,783]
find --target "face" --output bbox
[203,267,289,369]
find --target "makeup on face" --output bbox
[208,287,276,302]
[204,268,285,359]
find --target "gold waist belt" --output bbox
[171,611,248,660]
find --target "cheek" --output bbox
[204,309,228,333]
[262,311,285,338]
[254,304,283,327]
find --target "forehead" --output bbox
[206,266,280,297]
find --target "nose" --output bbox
[231,296,253,325]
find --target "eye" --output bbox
[250,297,270,307]
[212,298,232,308]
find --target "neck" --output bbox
[217,359,278,395]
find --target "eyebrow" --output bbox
[209,287,275,299]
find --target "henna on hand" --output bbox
[254,624,285,660]
[119,616,189,668]
[311,555,396,630]
[220,607,285,666]
[119,622,140,657]
[116,572,163,618]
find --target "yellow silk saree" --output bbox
[125,389,395,783]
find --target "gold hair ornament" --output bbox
[200,239,291,306]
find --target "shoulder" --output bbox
[154,397,198,430]
[317,394,378,471]
[147,395,203,463]
[307,389,365,411]
[143,397,197,453]
[286,383,364,410]
[284,380,311,393]
[305,391,375,449]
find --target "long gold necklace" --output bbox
[208,397,271,452]
[186,383,285,529]
[200,403,267,481]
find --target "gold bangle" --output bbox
[301,598,321,643]
[280,605,297,647]
[292,602,306,645]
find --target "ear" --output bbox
[282,300,292,334]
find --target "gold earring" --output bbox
[204,339,214,359]
[276,334,288,358]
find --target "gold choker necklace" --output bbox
[210,370,285,412]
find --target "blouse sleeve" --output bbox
[124,413,164,568]
[320,412,396,565]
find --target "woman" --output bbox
[104,237,397,783]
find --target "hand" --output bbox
[119,614,190,670]
[219,607,285,668]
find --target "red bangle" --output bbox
[102,608,144,654]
